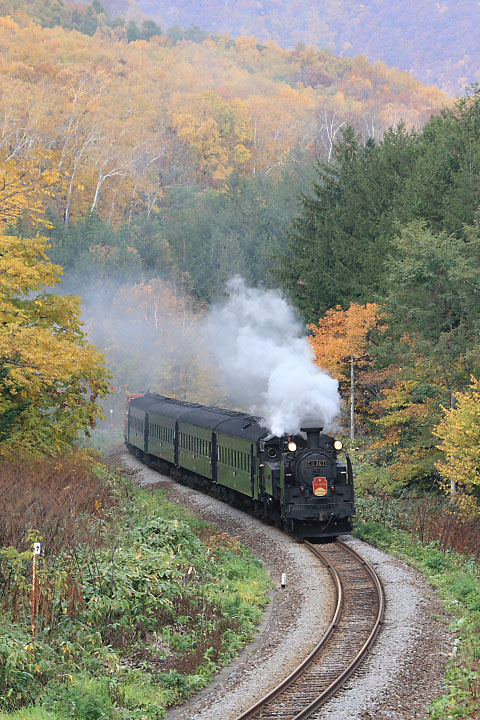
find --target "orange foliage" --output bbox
[309,303,379,382]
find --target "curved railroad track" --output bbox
[233,539,385,720]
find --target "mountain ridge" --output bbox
[95,0,480,94]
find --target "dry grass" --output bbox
[408,497,480,561]
[0,452,122,628]
[0,451,118,554]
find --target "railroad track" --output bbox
[233,539,385,720]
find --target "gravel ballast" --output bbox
[313,537,453,720]
[121,453,453,720]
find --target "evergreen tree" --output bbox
[397,84,480,236]
[278,125,417,322]
[160,167,314,302]
[383,219,480,392]
[80,6,99,36]
[141,20,162,40]
[127,20,141,42]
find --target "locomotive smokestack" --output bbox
[301,427,323,449]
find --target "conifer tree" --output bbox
[278,124,416,321]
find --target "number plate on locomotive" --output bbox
[306,459,327,467]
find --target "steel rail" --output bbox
[232,538,385,720]
[233,542,344,720]
[292,539,385,719]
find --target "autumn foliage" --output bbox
[308,303,379,433]
[0,452,117,554]
[309,303,379,382]
[0,14,446,227]
[0,451,120,631]
[0,167,111,457]
[126,0,478,94]
[435,377,480,511]
[0,232,111,456]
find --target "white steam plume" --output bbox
[205,277,340,435]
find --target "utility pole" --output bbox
[450,391,457,500]
[32,542,41,639]
[350,354,355,441]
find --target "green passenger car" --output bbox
[215,432,254,496]
[148,413,176,464]
[177,420,213,479]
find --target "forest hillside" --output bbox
[1,6,480,718]
[0,4,448,421]
[0,5,446,227]
[93,0,480,94]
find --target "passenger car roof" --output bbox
[129,393,269,441]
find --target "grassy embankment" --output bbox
[353,492,480,719]
[0,453,271,720]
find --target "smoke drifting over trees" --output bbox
[77,276,339,436]
[205,278,340,434]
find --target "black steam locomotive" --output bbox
[125,393,354,539]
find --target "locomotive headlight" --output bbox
[287,441,297,452]
[334,440,343,451]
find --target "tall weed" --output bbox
[0,466,270,718]
[0,452,119,554]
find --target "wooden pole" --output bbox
[350,354,355,441]
[449,393,457,500]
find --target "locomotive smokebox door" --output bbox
[313,477,328,496]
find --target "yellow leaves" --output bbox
[435,376,480,512]
[0,16,19,33]
[116,278,201,324]
[235,143,251,162]
[235,36,258,53]
[170,91,254,180]
[0,230,111,459]
[0,234,63,297]
[0,15,447,219]
[0,156,60,230]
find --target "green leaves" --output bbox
[281,89,480,490]
[0,468,271,716]
[279,125,416,320]
[0,619,56,711]
[385,220,480,365]
[80,542,181,630]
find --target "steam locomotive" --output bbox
[124,393,354,539]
